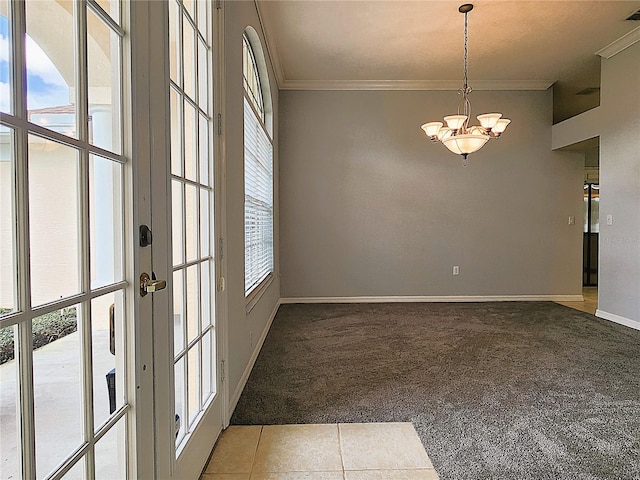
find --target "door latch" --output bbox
[140,272,167,297]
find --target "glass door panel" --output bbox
[0,324,18,479]
[90,292,125,430]
[94,416,127,480]
[87,8,123,155]
[0,125,16,314]
[32,305,83,478]
[25,0,77,137]
[89,155,124,289]
[0,0,11,115]
[28,137,81,307]
[174,357,186,444]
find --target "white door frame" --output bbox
[215,0,230,430]
[127,1,157,478]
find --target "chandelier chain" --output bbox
[459,11,471,123]
[463,10,468,91]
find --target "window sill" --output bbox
[246,273,274,314]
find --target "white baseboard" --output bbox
[227,300,281,420]
[596,309,640,331]
[280,295,584,304]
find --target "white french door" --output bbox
[144,0,225,478]
[0,0,224,478]
[0,0,134,478]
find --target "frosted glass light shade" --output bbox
[442,133,489,155]
[443,115,468,130]
[421,122,443,137]
[437,127,452,141]
[477,113,502,129]
[493,118,511,134]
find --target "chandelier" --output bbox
[421,4,511,165]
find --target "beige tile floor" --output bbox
[555,286,598,315]
[201,423,440,480]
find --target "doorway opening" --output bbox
[582,140,599,287]
[583,183,599,286]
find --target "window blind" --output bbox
[244,97,273,296]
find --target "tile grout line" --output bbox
[249,425,264,479]
[337,423,347,478]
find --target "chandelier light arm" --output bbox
[458,92,472,125]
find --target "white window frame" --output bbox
[242,31,273,309]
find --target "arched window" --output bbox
[243,30,273,299]
[243,34,264,122]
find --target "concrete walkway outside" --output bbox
[0,325,125,479]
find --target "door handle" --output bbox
[140,272,167,297]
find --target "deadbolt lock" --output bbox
[139,225,153,247]
[140,272,167,297]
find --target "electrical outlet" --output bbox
[568,216,575,225]
[606,214,613,226]
[453,266,460,276]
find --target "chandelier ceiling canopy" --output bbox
[421,4,511,165]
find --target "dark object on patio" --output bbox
[106,368,116,414]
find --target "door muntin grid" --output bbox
[168,0,216,454]
[0,1,129,478]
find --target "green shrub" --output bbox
[0,307,77,364]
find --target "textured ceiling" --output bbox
[256,1,640,121]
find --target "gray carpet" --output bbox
[230,302,640,479]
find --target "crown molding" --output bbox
[254,0,285,88]
[279,79,553,91]
[252,1,553,92]
[596,26,640,59]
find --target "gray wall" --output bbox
[224,1,280,410]
[597,42,640,323]
[280,89,584,298]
